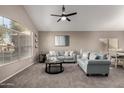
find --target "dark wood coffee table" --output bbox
[45,60,64,74]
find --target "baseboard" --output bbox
[0,62,34,84]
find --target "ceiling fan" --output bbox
[51,5,77,22]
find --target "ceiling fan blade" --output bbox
[62,5,65,12]
[65,12,77,16]
[57,18,61,22]
[51,14,62,17]
[66,18,71,22]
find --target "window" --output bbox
[0,16,33,65]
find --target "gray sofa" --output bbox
[46,51,76,63]
[77,52,111,76]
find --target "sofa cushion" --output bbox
[57,56,64,60]
[64,56,73,60]
[64,60,75,62]
[49,57,57,61]
[88,60,111,65]
[80,58,88,62]
[58,51,64,56]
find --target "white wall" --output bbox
[0,5,38,83]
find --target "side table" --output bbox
[39,53,46,63]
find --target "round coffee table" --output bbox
[45,60,64,74]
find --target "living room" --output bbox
[1,4,124,89]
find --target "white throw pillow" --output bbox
[82,52,89,59]
[64,51,69,56]
[49,51,53,55]
[49,51,56,56]
[70,51,74,56]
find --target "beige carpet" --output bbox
[1,63,124,88]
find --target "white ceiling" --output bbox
[24,5,124,31]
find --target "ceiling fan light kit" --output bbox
[61,16,66,21]
[51,5,77,22]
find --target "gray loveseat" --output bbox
[77,52,111,76]
[46,51,76,63]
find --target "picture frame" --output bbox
[55,35,69,46]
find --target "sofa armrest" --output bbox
[72,53,76,60]
[77,55,81,59]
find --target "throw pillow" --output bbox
[82,52,89,59]
[50,57,57,61]
[95,55,101,59]
[49,51,53,55]
[95,53,108,60]
[64,51,69,56]
[70,51,74,56]
[49,51,56,56]
[95,53,101,59]
[103,54,108,59]
[89,52,97,60]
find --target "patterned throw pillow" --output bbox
[89,53,97,60]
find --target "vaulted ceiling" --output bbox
[24,5,124,31]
